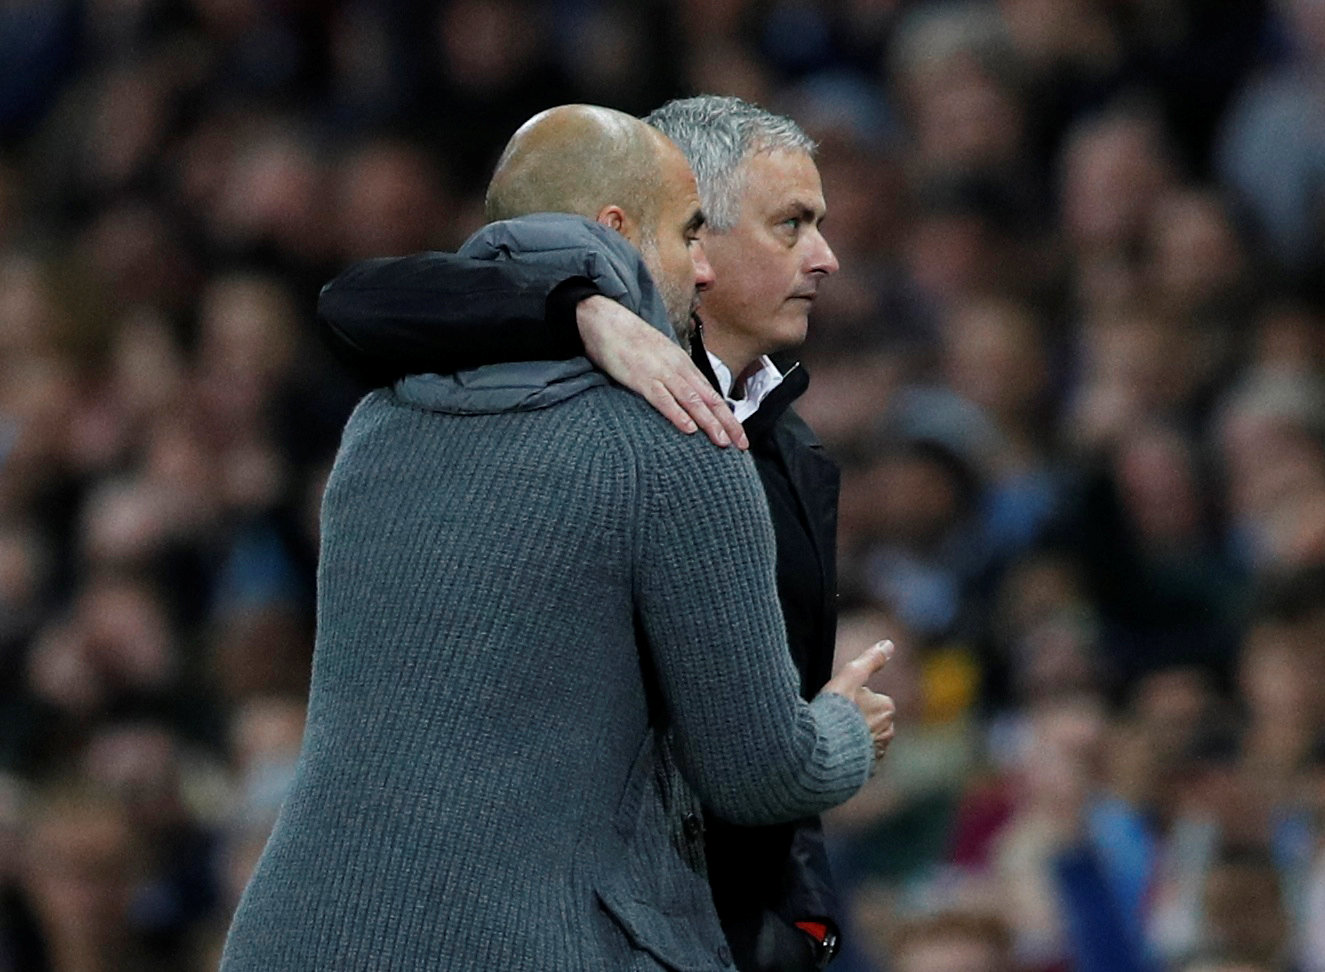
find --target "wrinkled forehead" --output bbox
[735,148,826,212]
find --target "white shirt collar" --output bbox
[706,352,786,423]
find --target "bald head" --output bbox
[484,105,666,233]
[485,105,712,344]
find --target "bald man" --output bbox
[319,96,861,971]
[219,106,890,971]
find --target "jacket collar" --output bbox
[397,214,668,414]
[689,319,809,440]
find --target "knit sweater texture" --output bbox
[220,215,872,971]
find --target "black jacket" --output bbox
[318,250,844,971]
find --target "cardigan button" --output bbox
[717,944,733,966]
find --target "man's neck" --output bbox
[703,343,788,426]
[700,329,759,397]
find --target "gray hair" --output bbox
[644,95,815,232]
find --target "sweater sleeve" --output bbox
[316,252,593,383]
[631,431,872,826]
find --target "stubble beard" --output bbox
[639,235,696,351]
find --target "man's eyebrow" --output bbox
[685,209,706,233]
[781,200,826,223]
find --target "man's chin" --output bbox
[669,309,696,348]
[770,312,810,350]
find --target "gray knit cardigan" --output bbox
[220,215,872,971]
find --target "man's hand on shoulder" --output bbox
[576,295,748,450]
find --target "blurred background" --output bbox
[2,0,1325,969]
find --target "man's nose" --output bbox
[692,241,715,291]
[807,229,839,276]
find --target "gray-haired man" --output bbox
[319,96,892,970]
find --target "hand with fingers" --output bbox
[576,295,749,450]
[819,639,896,768]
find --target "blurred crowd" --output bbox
[2,0,1325,969]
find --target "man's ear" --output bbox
[595,205,637,243]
